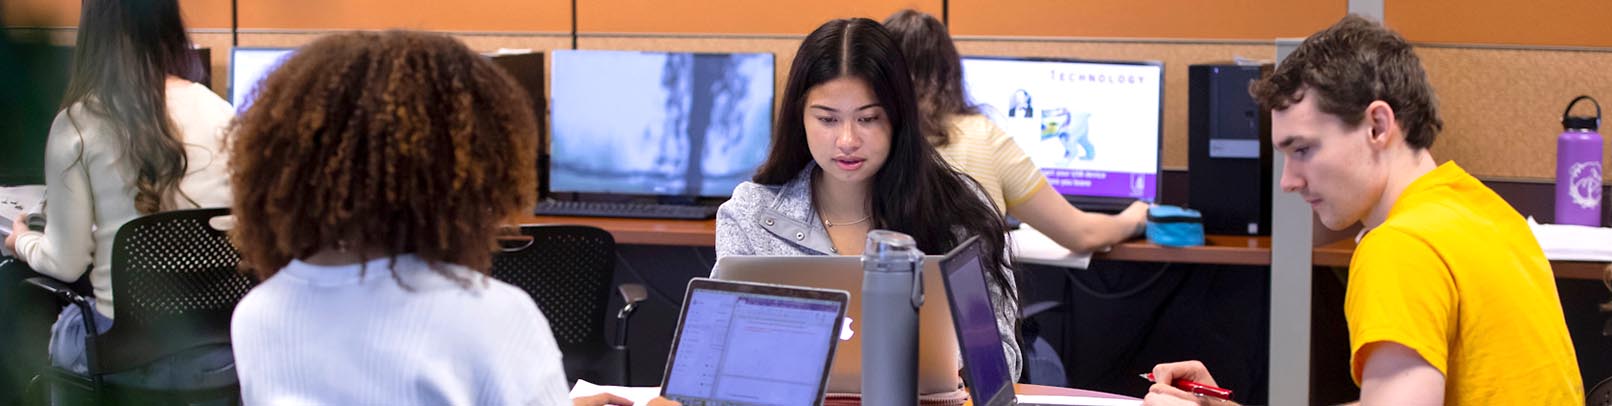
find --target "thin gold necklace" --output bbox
[823,215,871,227]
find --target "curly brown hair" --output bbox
[227,30,540,281]
[1251,14,1443,149]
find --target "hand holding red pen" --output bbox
[1141,361,1241,406]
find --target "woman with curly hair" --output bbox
[226,30,664,405]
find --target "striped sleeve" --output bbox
[981,118,1049,208]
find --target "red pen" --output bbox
[1141,373,1234,400]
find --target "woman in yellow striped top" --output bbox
[884,10,1147,253]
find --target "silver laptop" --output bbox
[712,252,965,395]
[659,278,850,405]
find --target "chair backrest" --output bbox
[1592,376,1612,406]
[490,225,616,349]
[101,208,254,372]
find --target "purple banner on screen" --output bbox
[1043,169,1156,200]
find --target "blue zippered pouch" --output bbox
[1146,205,1205,247]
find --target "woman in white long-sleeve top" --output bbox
[3,0,233,379]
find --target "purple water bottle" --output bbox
[1556,95,1603,226]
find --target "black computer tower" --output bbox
[1188,63,1273,235]
[487,52,549,199]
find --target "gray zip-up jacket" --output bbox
[713,164,1022,381]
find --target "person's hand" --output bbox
[645,398,681,406]
[571,394,681,406]
[1142,361,1237,406]
[572,393,633,406]
[1122,200,1150,237]
[4,214,27,255]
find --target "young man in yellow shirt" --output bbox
[1142,15,1583,406]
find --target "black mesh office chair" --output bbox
[1592,377,1612,406]
[491,225,646,386]
[25,208,252,405]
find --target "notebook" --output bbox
[659,278,849,406]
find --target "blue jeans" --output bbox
[48,302,237,404]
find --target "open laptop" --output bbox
[960,56,1164,213]
[941,237,1140,406]
[712,243,975,395]
[659,278,849,406]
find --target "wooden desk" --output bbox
[520,216,716,246]
[1096,235,1271,266]
[1313,238,1607,281]
[523,215,1274,267]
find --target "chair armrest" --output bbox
[23,276,103,377]
[23,276,87,306]
[617,283,647,320]
[613,283,647,350]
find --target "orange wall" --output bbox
[236,0,570,32]
[949,0,1343,39]
[1,0,77,27]
[1388,0,1612,47]
[2,0,228,28]
[576,0,939,34]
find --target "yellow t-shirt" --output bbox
[934,114,1049,215]
[1345,161,1582,405]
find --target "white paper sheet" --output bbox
[1018,394,1142,406]
[1010,224,1094,269]
[569,379,662,405]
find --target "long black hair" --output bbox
[753,18,1016,304]
[62,0,206,214]
[882,9,978,147]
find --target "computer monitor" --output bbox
[961,56,1164,211]
[550,50,774,198]
[229,47,295,110]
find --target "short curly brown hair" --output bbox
[1251,14,1443,149]
[228,30,539,281]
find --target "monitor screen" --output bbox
[663,286,841,404]
[550,50,774,197]
[230,48,295,110]
[961,56,1163,203]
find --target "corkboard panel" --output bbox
[949,0,1342,40]
[576,0,939,35]
[190,32,232,96]
[231,32,571,100]
[1389,0,1612,48]
[3,0,229,28]
[2,0,78,27]
[1417,46,1612,181]
[236,0,570,32]
[953,38,1276,170]
[575,35,803,111]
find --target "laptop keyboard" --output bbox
[534,200,718,220]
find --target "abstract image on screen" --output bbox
[961,57,1162,201]
[230,48,294,111]
[551,50,774,197]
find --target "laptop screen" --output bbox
[229,48,295,111]
[960,56,1163,206]
[550,50,775,197]
[940,238,1015,406]
[663,279,845,405]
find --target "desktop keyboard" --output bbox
[534,200,720,220]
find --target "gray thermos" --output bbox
[860,230,924,405]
